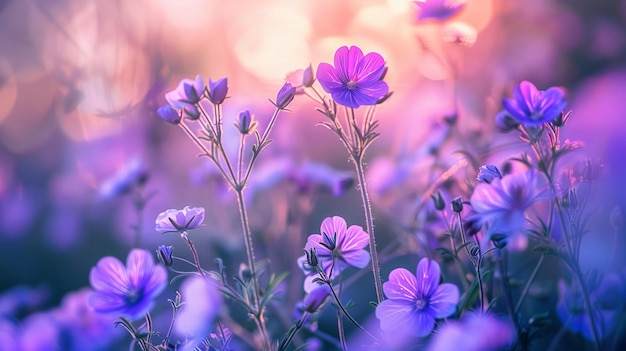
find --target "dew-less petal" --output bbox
[375,298,416,331]
[415,258,441,297]
[517,81,539,112]
[338,225,369,252]
[331,89,362,108]
[89,291,127,314]
[126,249,154,288]
[356,52,386,83]
[428,283,459,318]
[320,216,347,242]
[341,249,370,269]
[142,265,168,298]
[383,268,418,301]
[316,63,343,93]
[502,98,527,122]
[357,80,389,101]
[90,257,129,295]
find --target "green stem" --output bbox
[354,156,384,304]
[514,253,544,314]
[277,312,309,351]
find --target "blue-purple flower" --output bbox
[427,313,515,351]
[157,105,181,125]
[208,77,228,105]
[155,206,205,234]
[272,82,296,110]
[175,276,222,349]
[98,158,148,199]
[317,46,389,109]
[303,284,332,313]
[88,249,167,320]
[470,169,548,243]
[165,75,204,119]
[298,216,370,292]
[414,0,466,22]
[503,80,567,126]
[375,258,459,337]
[476,164,503,184]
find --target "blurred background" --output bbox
[1,0,626,349]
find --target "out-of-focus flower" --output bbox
[208,77,228,105]
[317,46,389,108]
[235,110,258,135]
[53,288,121,351]
[495,110,520,132]
[375,258,459,337]
[156,245,174,267]
[286,64,316,93]
[414,0,466,22]
[427,313,515,351]
[88,249,167,320]
[19,312,60,351]
[0,285,49,317]
[0,318,20,350]
[290,160,354,196]
[303,284,331,313]
[476,164,503,184]
[298,216,370,292]
[503,80,567,126]
[470,170,548,244]
[157,105,181,125]
[155,206,205,234]
[272,82,296,110]
[175,276,222,350]
[98,158,148,199]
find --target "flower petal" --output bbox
[338,225,369,252]
[316,63,343,93]
[415,258,441,297]
[89,256,129,295]
[126,249,154,288]
[428,283,459,318]
[341,249,370,269]
[383,268,418,301]
[356,52,386,83]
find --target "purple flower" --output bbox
[298,216,370,291]
[155,206,205,234]
[317,46,389,108]
[156,245,174,267]
[375,258,459,337]
[157,105,181,125]
[470,170,548,244]
[427,313,515,351]
[303,284,331,313]
[235,110,258,135]
[286,64,316,91]
[414,0,466,22]
[291,160,354,196]
[495,110,520,132]
[273,82,296,110]
[98,158,148,199]
[476,164,503,184]
[88,249,168,320]
[165,75,204,119]
[208,77,228,105]
[175,276,222,348]
[503,80,567,126]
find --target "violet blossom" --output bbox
[88,249,167,320]
[503,80,567,126]
[175,276,222,350]
[375,257,459,337]
[155,206,205,234]
[208,77,228,105]
[165,75,204,119]
[427,313,515,351]
[298,216,370,292]
[316,46,389,108]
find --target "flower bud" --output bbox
[302,64,315,88]
[451,196,464,213]
[157,105,181,125]
[495,110,519,132]
[303,284,331,313]
[476,165,503,184]
[321,232,337,251]
[273,82,296,110]
[208,77,228,105]
[157,245,174,267]
[305,248,318,267]
[431,191,445,211]
[235,110,258,135]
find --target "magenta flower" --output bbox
[155,206,205,234]
[317,46,389,108]
[414,0,466,22]
[299,216,370,291]
[470,169,548,243]
[89,249,167,320]
[375,258,459,337]
[502,80,567,126]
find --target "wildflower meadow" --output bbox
[1,0,625,350]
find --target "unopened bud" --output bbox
[431,191,445,211]
[156,245,174,267]
[451,196,464,213]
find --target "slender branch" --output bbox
[514,253,545,314]
[181,231,204,276]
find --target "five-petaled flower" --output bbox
[470,169,548,244]
[317,46,389,109]
[375,258,459,337]
[298,216,370,292]
[155,206,206,234]
[414,0,466,22]
[89,249,167,320]
[502,80,567,126]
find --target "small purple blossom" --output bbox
[375,258,459,337]
[495,110,520,131]
[503,80,567,126]
[303,284,331,313]
[165,75,204,119]
[427,313,515,351]
[156,245,174,267]
[317,46,389,109]
[235,110,258,135]
[286,64,316,92]
[298,216,370,292]
[476,164,503,184]
[88,249,167,320]
[273,82,296,110]
[208,77,228,105]
[175,276,222,348]
[414,0,466,22]
[470,169,548,243]
[155,206,205,234]
[98,158,148,199]
[157,105,181,125]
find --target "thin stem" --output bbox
[498,250,517,330]
[237,133,245,183]
[337,309,348,351]
[514,254,545,314]
[326,281,378,342]
[181,232,204,276]
[354,156,385,303]
[277,312,309,351]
